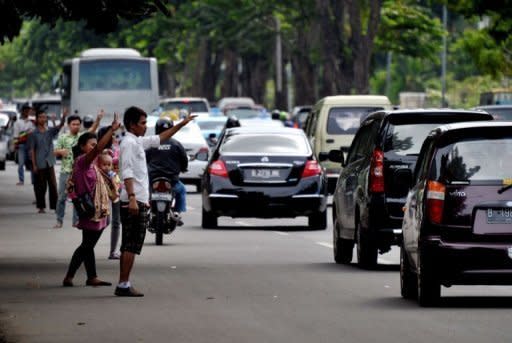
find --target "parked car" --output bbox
[146,116,209,192]
[472,105,512,121]
[401,121,512,306]
[201,126,328,229]
[304,95,392,193]
[160,97,211,114]
[326,109,494,268]
[0,109,16,160]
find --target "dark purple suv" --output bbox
[401,121,512,306]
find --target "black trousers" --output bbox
[66,229,104,280]
[34,166,57,210]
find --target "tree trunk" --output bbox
[347,0,382,94]
[241,55,269,105]
[200,40,222,102]
[221,49,239,97]
[159,61,176,97]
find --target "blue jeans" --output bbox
[17,144,26,183]
[56,171,78,224]
[173,181,186,213]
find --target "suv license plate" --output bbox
[487,208,512,224]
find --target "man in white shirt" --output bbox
[115,106,196,297]
[13,104,35,185]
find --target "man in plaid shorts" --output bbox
[116,106,196,297]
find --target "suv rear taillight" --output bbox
[301,160,322,178]
[426,180,445,224]
[369,149,384,193]
[208,160,228,178]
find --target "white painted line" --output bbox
[316,242,333,249]
[235,221,251,226]
[274,231,289,236]
[378,257,394,264]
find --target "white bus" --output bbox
[59,48,159,122]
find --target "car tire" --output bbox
[417,249,441,307]
[202,206,218,229]
[196,181,202,193]
[400,245,417,299]
[333,216,353,264]
[0,160,5,171]
[356,221,378,269]
[309,209,327,230]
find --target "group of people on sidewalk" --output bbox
[13,105,196,297]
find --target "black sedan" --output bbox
[201,126,328,229]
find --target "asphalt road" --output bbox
[2,161,512,343]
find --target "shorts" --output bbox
[120,201,149,255]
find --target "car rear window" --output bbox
[327,107,383,134]
[220,134,310,155]
[197,120,226,131]
[162,101,208,113]
[386,123,441,156]
[441,139,512,181]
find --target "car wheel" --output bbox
[196,181,202,193]
[333,216,353,264]
[356,221,378,269]
[417,249,441,307]
[0,160,5,171]
[202,206,218,229]
[309,209,327,230]
[400,245,417,299]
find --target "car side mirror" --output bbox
[393,168,413,196]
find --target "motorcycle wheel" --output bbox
[155,211,165,246]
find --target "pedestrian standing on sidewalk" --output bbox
[13,104,34,186]
[62,113,121,288]
[115,106,196,297]
[53,111,104,229]
[29,108,67,213]
[97,125,122,259]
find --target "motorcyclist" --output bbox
[145,118,188,226]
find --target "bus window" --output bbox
[79,60,151,91]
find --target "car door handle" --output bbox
[326,139,334,143]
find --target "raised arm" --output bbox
[84,113,121,165]
[88,109,104,133]
[158,113,197,143]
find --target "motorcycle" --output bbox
[149,177,179,245]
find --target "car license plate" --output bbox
[151,193,173,201]
[487,208,512,224]
[250,169,280,179]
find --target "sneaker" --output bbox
[115,286,144,297]
[53,222,63,229]
[108,252,121,260]
[170,213,182,222]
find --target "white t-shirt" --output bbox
[119,131,160,204]
[13,118,34,138]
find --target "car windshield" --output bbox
[486,108,512,121]
[442,139,512,181]
[220,133,309,155]
[327,107,383,134]
[162,101,208,113]
[197,120,226,131]
[386,123,442,156]
[225,108,261,119]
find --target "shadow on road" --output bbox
[366,296,512,309]
[303,262,399,273]
[202,225,325,232]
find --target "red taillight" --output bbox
[152,180,172,192]
[208,160,228,178]
[369,149,384,193]
[426,180,445,224]
[302,160,322,178]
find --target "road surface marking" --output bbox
[274,231,289,236]
[235,221,251,226]
[316,242,333,249]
